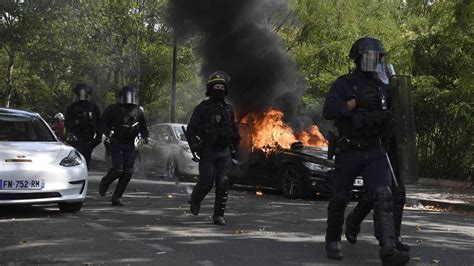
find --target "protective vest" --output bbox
[199,100,235,148]
[335,73,393,139]
[109,104,142,143]
[67,101,99,140]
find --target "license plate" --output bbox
[353,178,364,186]
[0,179,45,190]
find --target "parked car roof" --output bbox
[0,107,40,117]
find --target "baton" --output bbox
[385,152,399,187]
[181,126,200,163]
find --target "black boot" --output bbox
[213,176,229,226]
[111,171,133,207]
[373,187,409,266]
[112,198,124,206]
[345,193,373,244]
[189,183,212,216]
[325,192,350,260]
[99,169,121,196]
[325,241,343,260]
[213,215,226,226]
[345,213,361,244]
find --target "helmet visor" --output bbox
[122,91,138,104]
[376,63,389,84]
[78,89,90,101]
[360,50,383,72]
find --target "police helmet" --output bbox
[54,112,65,121]
[206,71,230,96]
[73,83,92,101]
[349,37,386,72]
[119,86,139,105]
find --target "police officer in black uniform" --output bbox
[323,37,409,265]
[98,86,149,206]
[185,71,240,226]
[345,137,410,252]
[65,83,101,168]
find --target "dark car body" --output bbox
[230,123,364,198]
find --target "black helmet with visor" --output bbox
[119,86,139,105]
[349,37,386,73]
[73,83,92,101]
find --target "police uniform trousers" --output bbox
[326,144,401,259]
[191,146,232,217]
[72,140,94,169]
[100,142,136,201]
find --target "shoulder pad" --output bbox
[340,73,354,82]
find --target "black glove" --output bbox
[189,142,201,155]
[355,91,381,110]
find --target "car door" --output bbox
[137,125,159,170]
[152,125,173,173]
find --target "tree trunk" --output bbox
[169,35,178,123]
[5,48,15,108]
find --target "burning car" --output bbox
[231,109,364,198]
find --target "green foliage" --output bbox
[0,0,201,124]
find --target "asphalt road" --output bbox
[1,170,473,266]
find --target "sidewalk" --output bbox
[405,178,474,212]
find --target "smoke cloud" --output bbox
[167,0,303,122]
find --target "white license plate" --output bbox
[353,178,364,186]
[0,179,45,190]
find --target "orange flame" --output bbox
[241,108,327,152]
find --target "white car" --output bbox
[0,108,87,212]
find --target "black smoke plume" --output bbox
[167,0,304,122]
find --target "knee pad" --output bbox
[122,170,133,181]
[374,186,394,211]
[216,175,230,190]
[374,186,392,201]
[196,182,213,192]
[112,169,124,178]
[328,191,351,212]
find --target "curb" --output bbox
[406,197,474,213]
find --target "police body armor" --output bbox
[69,102,99,140]
[109,104,142,144]
[199,100,234,149]
[335,74,393,151]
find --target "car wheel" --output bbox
[281,164,304,199]
[58,202,83,213]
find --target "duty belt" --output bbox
[340,137,382,150]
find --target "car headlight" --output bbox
[60,150,83,167]
[180,143,191,153]
[302,162,331,172]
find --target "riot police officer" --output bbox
[98,86,149,206]
[65,83,101,168]
[345,138,410,252]
[322,37,409,265]
[185,71,240,226]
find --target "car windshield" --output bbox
[172,126,187,141]
[0,114,56,142]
